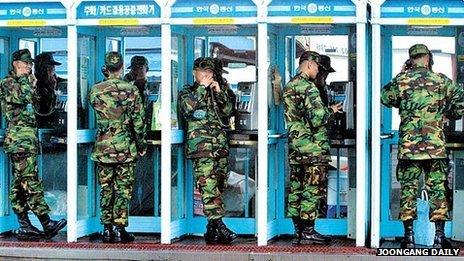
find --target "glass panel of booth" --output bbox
[77,35,96,220]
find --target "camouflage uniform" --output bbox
[381,44,464,222]
[89,52,146,227]
[0,50,50,217]
[178,57,234,220]
[283,52,333,221]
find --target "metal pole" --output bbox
[66,0,78,243]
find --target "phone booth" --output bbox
[0,0,69,234]
[161,0,263,243]
[263,0,369,246]
[68,0,163,241]
[371,0,464,247]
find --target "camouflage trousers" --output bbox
[192,157,228,220]
[287,164,328,221]
[9,153,50,216]
[397,159,449,222]
[96,162,136,227]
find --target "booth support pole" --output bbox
[256,0,269,247]
[66,1,78,243]
[160,2,173,244]
[370,2,382,249]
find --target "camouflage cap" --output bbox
[299,50,322,66]
[193,57,215,71]
[212,58,229,74]
[34,52,61,66]
[320,55,335,73]
[127,55,148,69]
[105,51,123,70]
[409,44,430,57]
[12,49,34,62]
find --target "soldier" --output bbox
[33,52,62,127]
[89,51,147,243]
[313,54,337,218]
[178,57,237,244]
[381,44,464,249]
[0,49,66,240]
[124,56,149,104]
[283,51,342,245]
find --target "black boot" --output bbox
[292,217,304,245]
[216,219,237,244]
[204,219,221,244]
[101,224,114,243]
[433,221,452,249]
[38,214,67,239]
[300,219,331,245]
[400,219,415,249]
[113,226,135,243]
[16,212,44,240]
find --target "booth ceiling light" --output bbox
[410,25,444,29]
[300,24,333,29]
[206,25,239,30]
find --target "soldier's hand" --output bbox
[210,81,221,92]
[330,102,343,114]
[138,149,147,157]
[199,75,214,87]
[29,74,37,87]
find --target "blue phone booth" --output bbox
[70,0,163,240]
[0,0,68,233]
[263,0,369,246]
[371,0,464,248]
[164,0,260,242]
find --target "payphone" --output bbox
[235,81,258,131]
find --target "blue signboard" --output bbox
[268,0,356,17]
[0,2,66,20]
[171,0,256,18]
[381,0,464,19]
[77,0,160,19]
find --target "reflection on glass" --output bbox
[41,38,68,78]
[78,36,95,130]
[172,145,185,220]
[77,144,95,220]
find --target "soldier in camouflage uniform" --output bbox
[381,44,464,249]
[89,52,147,243]
[0,49,66,240]
[283,51,342,245]
[178,57,237,244]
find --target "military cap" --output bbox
[320,55,336,73]
[409,44,430,57]
[212,58,229,74]
[193,57,215,71]
[105,51,123,70]
[127,56,148,69]
[12,49,34,62]
[35,52,61,66]
[299,50,322,66]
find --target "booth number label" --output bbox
[6,19,46,26]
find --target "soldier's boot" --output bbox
[38,214,67,239]
[16,212,44,241]
[433,221,452,249]
[113,226,135,243]
[204,219,221,244]
[216,219,237,244]
[292,217,304,245]
[400,219,415,249]
[300,219,331,245]
[102,224,114,243]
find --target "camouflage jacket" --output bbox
[179,82,234,159]
[89,77,147,163]
[283,72,333,165]
[381,64,464,160]
[0,71,38,154]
